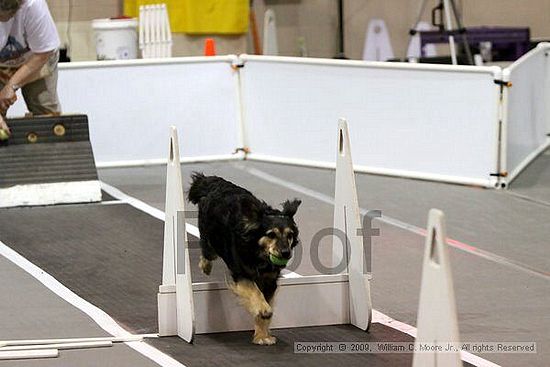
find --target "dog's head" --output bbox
[255,199,301,262]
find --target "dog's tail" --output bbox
[188,172,211,204]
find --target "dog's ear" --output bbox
[240,201,266,236]
[241,216,261,233]
[282,199,301,218]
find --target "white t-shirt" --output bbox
[0,0,60,68]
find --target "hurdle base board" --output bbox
[191,274,351,334]
[158,289,177,336]
[0,180,102,208]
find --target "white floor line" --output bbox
[237,164,503,367]
[0,240,185,367]
[240,165,550,281]
[371,310,500,367]
[101,200,125,206]
[100,181,200,238]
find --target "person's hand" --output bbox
[0,114,10,135]
[0,85,17,112]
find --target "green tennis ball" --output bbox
[269,254,289,266]
[0,129,9,141]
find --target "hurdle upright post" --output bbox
[175,208,194,342]
[413,209,462,367]
[158,126,186,336]
[332,118,372,331]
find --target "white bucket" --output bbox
[92,18,138,61]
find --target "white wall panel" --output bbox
[503,43,550,183]
[241,56,501,187]
[8,57,241,166]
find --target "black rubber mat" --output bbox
[0,204,220,334]
[0,203,475,366]
[0,204,165,333]
[148,323,474,367]
[0,115,99,188]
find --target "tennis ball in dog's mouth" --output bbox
[269,254,289,266]
[0,129,9,141]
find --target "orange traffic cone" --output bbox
[204,38,216,56]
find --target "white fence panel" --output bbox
[241,55,501,187]
[8,57,241,166]
[503,43,550,183]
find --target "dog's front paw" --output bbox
[198,256,212,275]
[253,335,277,345]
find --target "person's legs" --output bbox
[21,52,61,115]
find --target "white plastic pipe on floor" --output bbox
[0,341,113,352]
[0,349,59,360]
[0,335,146,347]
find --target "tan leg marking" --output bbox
[253,315,276,345]
[198,256,212,275]
[228,279,273,318]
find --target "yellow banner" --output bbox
[124,0,249,34]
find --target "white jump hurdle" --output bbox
[158,121,373,340]
[413,209,462,367]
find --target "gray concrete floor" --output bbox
[100,156,550,367]
[0,255,162,367]
[0,154,548,367]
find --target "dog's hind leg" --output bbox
[198,238,218,275]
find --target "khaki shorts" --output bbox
[0,50,61,116]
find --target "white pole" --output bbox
[0,341,113,352]
[151,5,159,58]
[138,5,145,58]
[0,350,58,360]
[159,4,167,58]
[0,335,145,347]
[263,9,278,56]
[143,5,151,58]
[163,4,173,57]
[443,0,457,65]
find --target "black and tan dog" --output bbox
[188,173,301,345]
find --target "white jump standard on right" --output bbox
[413,209,463,367]
[333,118,372,331]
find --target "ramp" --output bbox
[0,115,101,208]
